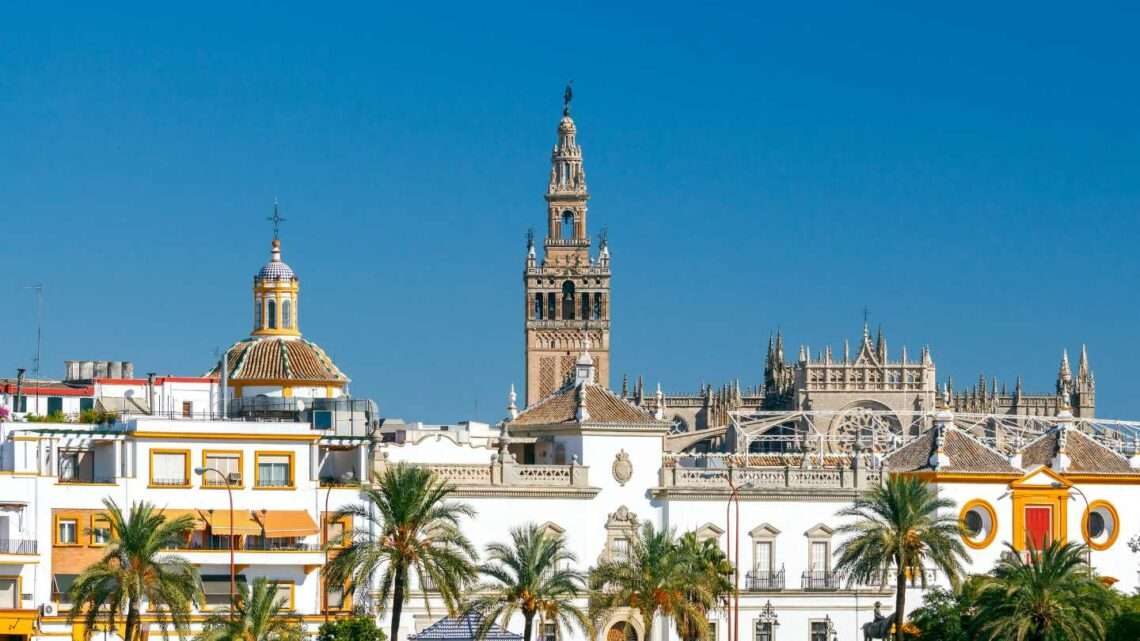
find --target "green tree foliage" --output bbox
[466,523,589,641]
[834,474,969,641]
[326,463,478,641]
[972,541,1117,641]
[67,499,200,641]
[1106,593,1140,641]
[673,532,733,641]
[587,523,711,641]
[195,576,303,641]
[317,616,388,641]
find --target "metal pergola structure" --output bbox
[668,409,1140,456]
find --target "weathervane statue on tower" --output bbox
[563,81,573,116]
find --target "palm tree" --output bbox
[588,523,709,641]
[673,532,733,641]
[326,462,479,641]
[972,541,1117,641]
[833,474,968,641]
[196,576,304,641]
[67,498,201,641]
[466,523,589,641]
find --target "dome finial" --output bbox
[267,198,286,241]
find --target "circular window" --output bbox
[1083,501,1119,551]
[959,500,997,549]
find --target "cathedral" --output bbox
[521,94,1096,444]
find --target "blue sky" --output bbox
[2,3,1138,421]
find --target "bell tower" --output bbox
[524,88,611,405]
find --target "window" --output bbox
[272,582,293,610]
[580,292,590,320]
[754,621,772,641]
[593,293,602,320]
[810,621,829,641]
[256,452,293,488]
[542,622,557,641]
[202,574,247,609]
[267,299,277,329]
[256,298,263,328]
[325,517,348,547]
[181,401,193,417]
[59,452,79,482]
[0,578,17,609]
[325,583,345,610]
[534,293,544,320]
[150,450,189,487]
[52,574,76,603]
[57,519,78,545]
[960,500,997,550]
[47,396,63,415]
[561,281,575,320]
[202,451,242,487]
[755,541,772,574]
[547,294,556,320]
[282,299,293,329]
[79,397,94,412]
[1083,501,1120,551]
[561,211,575,240]
[91,515,111,545]
[809,541,829,573]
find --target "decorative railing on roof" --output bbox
[380,457,591,490]
[659,459,882,491]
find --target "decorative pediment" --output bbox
[605,505,638,530]
[1011,465,1071,489]
[748,523,781,539]
[804,523,835,539]
[537,521,566,539]
[693,522,725,542]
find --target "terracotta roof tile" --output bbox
[884,427,1019,474]
[1019,427,1134,474]
[511,383,659,427]
[211,337,347,384]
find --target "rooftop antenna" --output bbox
[25,284,43,414]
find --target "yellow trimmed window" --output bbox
[202,451,242,487]
[255,452,293,488]
[57,518,78,545]
[91,515,111,546]
[150,450,190,487]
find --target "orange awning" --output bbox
[157,508,207,531]
[203,509,262,536]
[254,510,320,537]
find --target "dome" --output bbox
[255,239,297,280]
[213,337,348,384]
[257,260,296,280]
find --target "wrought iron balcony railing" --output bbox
[745,568,785,591]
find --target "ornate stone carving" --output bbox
[612,449,632,485]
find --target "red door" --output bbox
[1025,506,1052,550]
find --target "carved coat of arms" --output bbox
[612,449,633,486]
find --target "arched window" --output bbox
[561,211,575,240]
[580,292,590,320]
[282,299,293,329]
[593,293,603,320]
[561,281,575,320]
[534,293,544,320]
[255,298,263,328]
[547,293,556,320]
[267,300,277,329]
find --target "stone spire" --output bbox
[507,384,519,420]
[1057,349,1074,399]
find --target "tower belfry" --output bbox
[524,89,611,405]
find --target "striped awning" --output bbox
[203,509,261,536]
[254,510,319,537]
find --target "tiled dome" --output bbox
[257,260,296,280]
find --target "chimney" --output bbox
[146,373,157,415]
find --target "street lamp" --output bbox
[1052,481,1093,570]
[711,470,753,641]
[195,466,240,616]
[323,470,355,624]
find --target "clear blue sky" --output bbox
[2,3,1138,421]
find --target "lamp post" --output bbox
[195,466,240,617]
[323,471,354,624]
[722,473,753,641]
[1054,481,1093,569]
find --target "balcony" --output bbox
[801,570,843,591]
[744,568,784,591]
[0,538,37,555]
